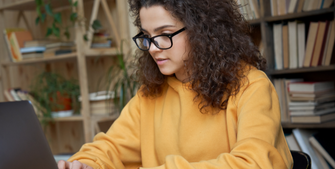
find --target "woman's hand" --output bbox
[58,160,94,169]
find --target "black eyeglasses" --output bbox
[132,27,186,51]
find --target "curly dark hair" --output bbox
[128,0,266,113]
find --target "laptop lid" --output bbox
[0,101,58,169]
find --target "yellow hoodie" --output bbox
[68,68,293,169]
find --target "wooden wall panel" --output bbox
[44,121,85,154]
[56,121,85,154]
[86,57,117,93]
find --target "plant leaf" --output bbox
[35,0,43,5]
[46,27,53,37]
[92,19,102,31]
[41,13,46,23]
[54,13,62,24]
[83,34,88,41]
[64,29,70,40]
[70,12,77,22]
[35,16,40,25]
[52,25,60,37]
[36,5,42,18]
[45,4,53,16]
[73,1,78,7]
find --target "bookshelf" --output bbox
[0,0,132,155]
[255,2,335,167]
[248,0,335,129]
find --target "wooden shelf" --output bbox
[248,18,262,25]
[85,47,119,57]
[1,52,77,66]
[0,0,93,11]
[266,65,335,75]
[265,7,335,22]
[282,120,335,128]
[42,115,84,122]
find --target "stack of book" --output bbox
[288,81,335,123]
[273,19,335,70]
[3,88,44,117]
[270,0,334,16]
[79,91,115,115]
[286,129,335,169]
[20,40,60,59]
[43,42,76,58]
[91,31,112,48]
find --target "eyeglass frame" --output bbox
[132,27,186,51]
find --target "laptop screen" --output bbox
[0,101,58,169]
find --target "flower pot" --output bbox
[49,91,73,118]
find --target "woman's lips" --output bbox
[156,59,168,65]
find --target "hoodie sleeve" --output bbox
[67,93,142,169]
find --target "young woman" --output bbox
[58,0,293,168]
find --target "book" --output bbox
[290,106,335,116]
[297,22,306,68]
[324,20,335,66]
[291,111,335,123]
[288,21,298,69]
[21,53,44,59]
[310,144,331,169]
[289,92,335,102]
[273,23,283,69]
[3,28,25,62]
[45,42,74,49]
[311,21,327,67]
[24,40,59,48]
[282,24,289,69]
[296,0,306,12]
[289,81,334,93]
[43,49,74,58]
[285,133,301,151]
[289,102,335,111]
[319,20,332,66]
[288,0,299,13]
[3,89,14,101]
[302,0,312,11]
[270,0,278,16]
[10,88,21,101]
[303,22,319,67]
[289,101,318,106]
[309,131,335,168]
[277,0,287,15]
[292,128,323,169]
[11,30,33,48]
[20,46,46,54]
[304,0,322,11]
[322,0,334,8]
[290,90,334,98]
[91,40,112,48]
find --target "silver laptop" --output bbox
[0,101,58,169]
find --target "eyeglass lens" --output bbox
[135,36,171,50]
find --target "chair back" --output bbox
[291,150,311,169]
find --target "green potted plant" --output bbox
[30,71,81,122]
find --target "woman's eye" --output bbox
[142,34,150,38]
[161,32,171,35]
